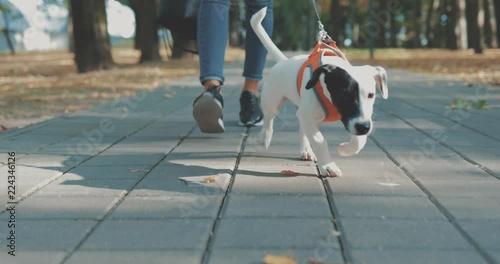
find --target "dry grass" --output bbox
[0,47,245,130]
[346,48,500,86]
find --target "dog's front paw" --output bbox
[318,162,342,177]
[300,145,316,161]
[300,149,316,161]
[338,142,360,157]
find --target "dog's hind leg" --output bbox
[259,93,285,149]
[338,135,367,157]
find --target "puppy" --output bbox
[251,7,388,177]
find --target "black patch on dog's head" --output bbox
[306,64,360,128]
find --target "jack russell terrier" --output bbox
[251,7,389,177]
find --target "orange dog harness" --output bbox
[296,41,346,122]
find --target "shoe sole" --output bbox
[193,93,225,133]
[238,119,264,127]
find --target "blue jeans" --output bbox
[198,0,274,85]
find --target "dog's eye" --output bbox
[368,93,375,99]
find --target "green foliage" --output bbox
[448,98,491,110]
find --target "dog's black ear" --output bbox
[306,65,336,90]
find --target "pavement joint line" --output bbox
[375,104,500,181]
[0,117,62,141]
[200,128,250,264]
[318,173,351,263]
[396,97,500,142]
[369,136,498,264]
[0,99,197,215]
[59,125,197,264]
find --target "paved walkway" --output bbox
[1,60,500,264]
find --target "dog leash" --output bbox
[309,0,348,61]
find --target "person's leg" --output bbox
[239,0,273,126]
[198,0,231,88]
[243,0,273,96]
[193,0,230,133]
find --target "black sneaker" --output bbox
[239,91,263,127]
[193,86,225,133]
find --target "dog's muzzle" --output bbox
[345,118,372,136]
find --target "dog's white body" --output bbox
[251,8,388,177]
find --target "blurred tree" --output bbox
[483,0,496,48]
[0,2,15,54]
[494,0,500,46]
[329,0,343,43]
[229,0,245,47]
[445,0,459,50]
[70,0,114,72]
[466,0,483,53]
[425,0,437,47]
[129,0,162,63]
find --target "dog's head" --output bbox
[306,64,388,135]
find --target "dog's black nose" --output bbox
[355,121,371,135]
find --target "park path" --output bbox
[0,59,499,264]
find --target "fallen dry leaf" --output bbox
[201,176,217,183]
[263,254,298,264]
[280,170,301,176]
[163,93,174,99]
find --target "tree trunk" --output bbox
[389,1,397,47]
[456,0,468,49]
[171,32,197,60]
[70,0,114,73]
[446,0,459,50]
[375,0,388,47]
[330,0,342,42]
[466,0,483,53]
[494,0,500,46]
[425,0,436,47]
[129,0,162,63]
[413,0,422,48]
[1,12,15,54]
[483,0,496,47]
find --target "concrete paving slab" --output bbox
[350,249,486,264]
[342,218,471,249]
[17,154,90,169]
[16,196,119,220]
[64,165,151,180]
[418,179,500,198]
[438,197,500,220]
[460,220,500,250]
[213,218,340,249]
[0,165,63,199]
[12,220,96,250]
[36,178,139,197]
[0,251,66,264]
[231,165,324,195]
[81,219,213,250]
[163,152,238,167]
[327,177,426,197]
[208,248,344,264]
[130,164,231,197]
[334,195,445,220]
[81,153,164,166]
[67,250,202,264]
[222,195,331,218]
[110,195,223,219]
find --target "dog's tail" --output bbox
[250,7,288,63]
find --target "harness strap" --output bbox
[296,41,343,123]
